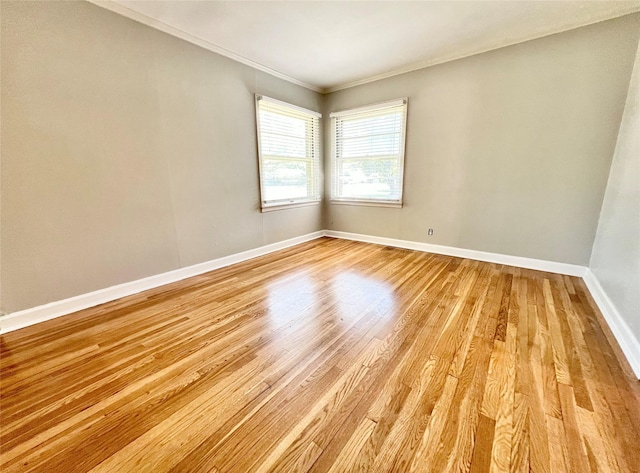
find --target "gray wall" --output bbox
[590,41,640,343]
[324,14,640,266]
[2,1,639,316]
[0,1,323,313]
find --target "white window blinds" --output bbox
[331,99,407,205]
[256,95,321,210]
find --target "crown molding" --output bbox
[323,8,640,94]
[86,0,323,93]
[88,1,639,95]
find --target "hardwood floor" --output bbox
[1,237,639,472]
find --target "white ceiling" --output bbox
[91,1,640,93]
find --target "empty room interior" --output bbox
[2,1,640,472]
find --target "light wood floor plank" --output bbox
[1,237,638,472]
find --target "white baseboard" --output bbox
[324,230,587,277]
[327,230,640,378]
[583,269,640,379]
[0,231,324,334]
[8,229,637,379]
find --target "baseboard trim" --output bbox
[324,230,587,277]
[0,231,325,334]
[327,230,640,378]
[583,269,640,379]
[9,229,636,380]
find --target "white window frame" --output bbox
[255,95,322,211]
[330,98,408,208]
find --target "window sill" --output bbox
[261,201,321,213]
[330,199,403,209]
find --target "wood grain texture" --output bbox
[1,237,639,472]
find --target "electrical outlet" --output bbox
[428,228,434,236]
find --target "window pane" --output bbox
[256,96,321,207]
[332,100,407,203]
[260,112,308,158]
[341,132,401,158]
[341,114,402,139]
[262,158,311,202]
[261,134,307,158]
[337,157,401,200]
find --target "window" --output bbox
[331,98,408,207]
[256,95,321,210]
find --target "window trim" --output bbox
[255,94,322,212]
[329,98,408,207]
[330,199,403,209]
